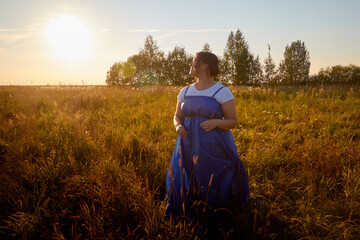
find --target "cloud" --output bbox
[127,28,238,33]
[0,33,30,44]
[156,32,178,40]
[1,21,42,32]
[0,22,43,44]
[23,22,43,31]
[98,28,111,32]
[125,28,248,41]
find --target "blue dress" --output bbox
[165,86,249,217]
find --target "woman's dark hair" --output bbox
[196,51,220,77]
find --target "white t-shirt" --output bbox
[177,83,234,104]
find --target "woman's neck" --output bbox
[195,76,216,91]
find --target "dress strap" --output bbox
[212,86,224,98]
[184,85,190,98]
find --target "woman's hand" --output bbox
[201,100,237,131]
[174,100,187,138]
[176,125,188,138]
[200,119,219,131]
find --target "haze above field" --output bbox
[1,0,359,85]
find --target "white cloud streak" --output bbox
[0,33,30,44]
[98,28,111,32]
[125,28,250,41]
[127,28,240,33]
[0,22,43,44]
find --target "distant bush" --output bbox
[310,64,360,85]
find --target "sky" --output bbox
[1,0,359,85]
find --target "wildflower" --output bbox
[208,174,214,187]
[193,155,198,165]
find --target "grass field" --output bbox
[0,85,359,239]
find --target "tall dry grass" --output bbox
[0,85,359,239]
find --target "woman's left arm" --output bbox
[200,99,238,131]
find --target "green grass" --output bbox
[0,85,359,239]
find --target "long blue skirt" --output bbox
[165,95,249,217]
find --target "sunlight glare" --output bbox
[47,15,91,61]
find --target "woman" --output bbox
[165,51,249,217]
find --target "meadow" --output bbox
[0,85,359,239]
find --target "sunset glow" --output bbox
[46,15,91,61]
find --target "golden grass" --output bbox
[0,85,359,239]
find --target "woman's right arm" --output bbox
[173,100,187,138]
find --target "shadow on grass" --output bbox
[183,196,301,240]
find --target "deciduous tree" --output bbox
[279,40,310,85]
[249,55,263,85]
[105,59,136,86]
[164,46,193,85]
[106,62,121,85]
[129,35,166,85]
[223,29,259,85]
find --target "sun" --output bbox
[47,15,91,61]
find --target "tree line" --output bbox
[106,29,360,86]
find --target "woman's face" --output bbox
[189,56,203,77]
